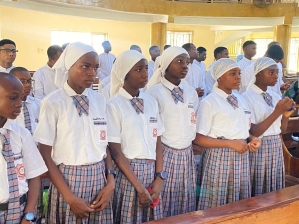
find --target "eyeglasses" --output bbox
[20,79,34,85]
[0,49,18,54]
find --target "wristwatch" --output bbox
[106,169,117,177]
[155,171,167,180]
[23,212,36,222]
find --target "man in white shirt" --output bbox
[205,47,229,95]
[194,46,207,75]
[148,45,161,80]
[238,41,256,93]
[33,45,63,99]
[0,39,17,73]
[98,41,116,80]
[182,43,205,101]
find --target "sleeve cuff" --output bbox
[26,165,48,179]
[107,136,121,143]
[33,136,54,146]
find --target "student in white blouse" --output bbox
[148,46,161,80]
[147,46,198,217]
[0,73,47,223]
[33,45,63,99]
[183,43,205,102]
[193,58,260,210]
[98,41,116,80]
[34,42,114,224]
[0,39,17,73]
[242,57,295,196]
[205,47,229,95]
[107,50,164,223]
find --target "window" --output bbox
[166,31,193,47]
[289,38,299,72]
[252,38,273,59]
[51,31,107,54]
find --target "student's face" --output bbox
[150,47,160,61]
[13,70,32,97]
[0,78,23,119]
[245,44,256,58]
[217,49,229,59]
[256,64,278,87]
[0,44,17,65]
[188,44,199,60]
[217,68,241,90]
[68,52,99,90]
[125,59,148,89]
[198,51,207,61]
[165,53,190,80]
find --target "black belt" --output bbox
[0,194,27,211]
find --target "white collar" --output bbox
[161,77,184,91]
[63,82,89,97]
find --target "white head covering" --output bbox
[247,57,277,90]
[153,56,162,73]
[147,46,189,89]
[53,42,96,88]
[212,58,240,87]
[110,50,145,98]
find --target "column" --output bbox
[151,23,167,50]
[274,25,292,69]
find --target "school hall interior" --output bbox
[1,0,299,223]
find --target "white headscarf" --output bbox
[53,42,96,88]
[247,57,277,90]
[147,46,189,89]
[212,58,240,87]
[153,56,162,73]
[110,50,145,98]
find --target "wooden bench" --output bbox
[146,185,299,224]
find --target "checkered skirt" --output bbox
[250,134,285,196]
[198,147,251,210]
[46,161,113,224]
[161,143,196,217]
[0,203,25,224]
[113,159,163,224]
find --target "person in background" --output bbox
[205,47,229,95]
[182,43,205,102]
[62,43,70,51]
[194,47,207,76]
[0,39,17,73]
[98,41,116,80]
[130,45,142,53]
[148,46,161,80]
[163,45,171,51]
[33,45,63,99]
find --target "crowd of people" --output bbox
[0,37,296,224]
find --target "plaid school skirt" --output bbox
[250,134,285,196]
[113,159,163,224]
[46,161,113,224]
[0,201,25,224]
[198,147,251,210]
[161,143,196,217]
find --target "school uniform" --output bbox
[98,53,116,80]
[148,60,155,81]
[34,82,113,224]
[193,60,206,76]
[242,84,284,196]
[102,83,111,102]
[0,119,47,223]
[33,64,58,100]
[0,65,15,73]
[107,88,164,223]
[185,62,206,103]
[146,77,198,217]
[197,87,251,210]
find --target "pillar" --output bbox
[151,23,167,50]
[274,25,292,69]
